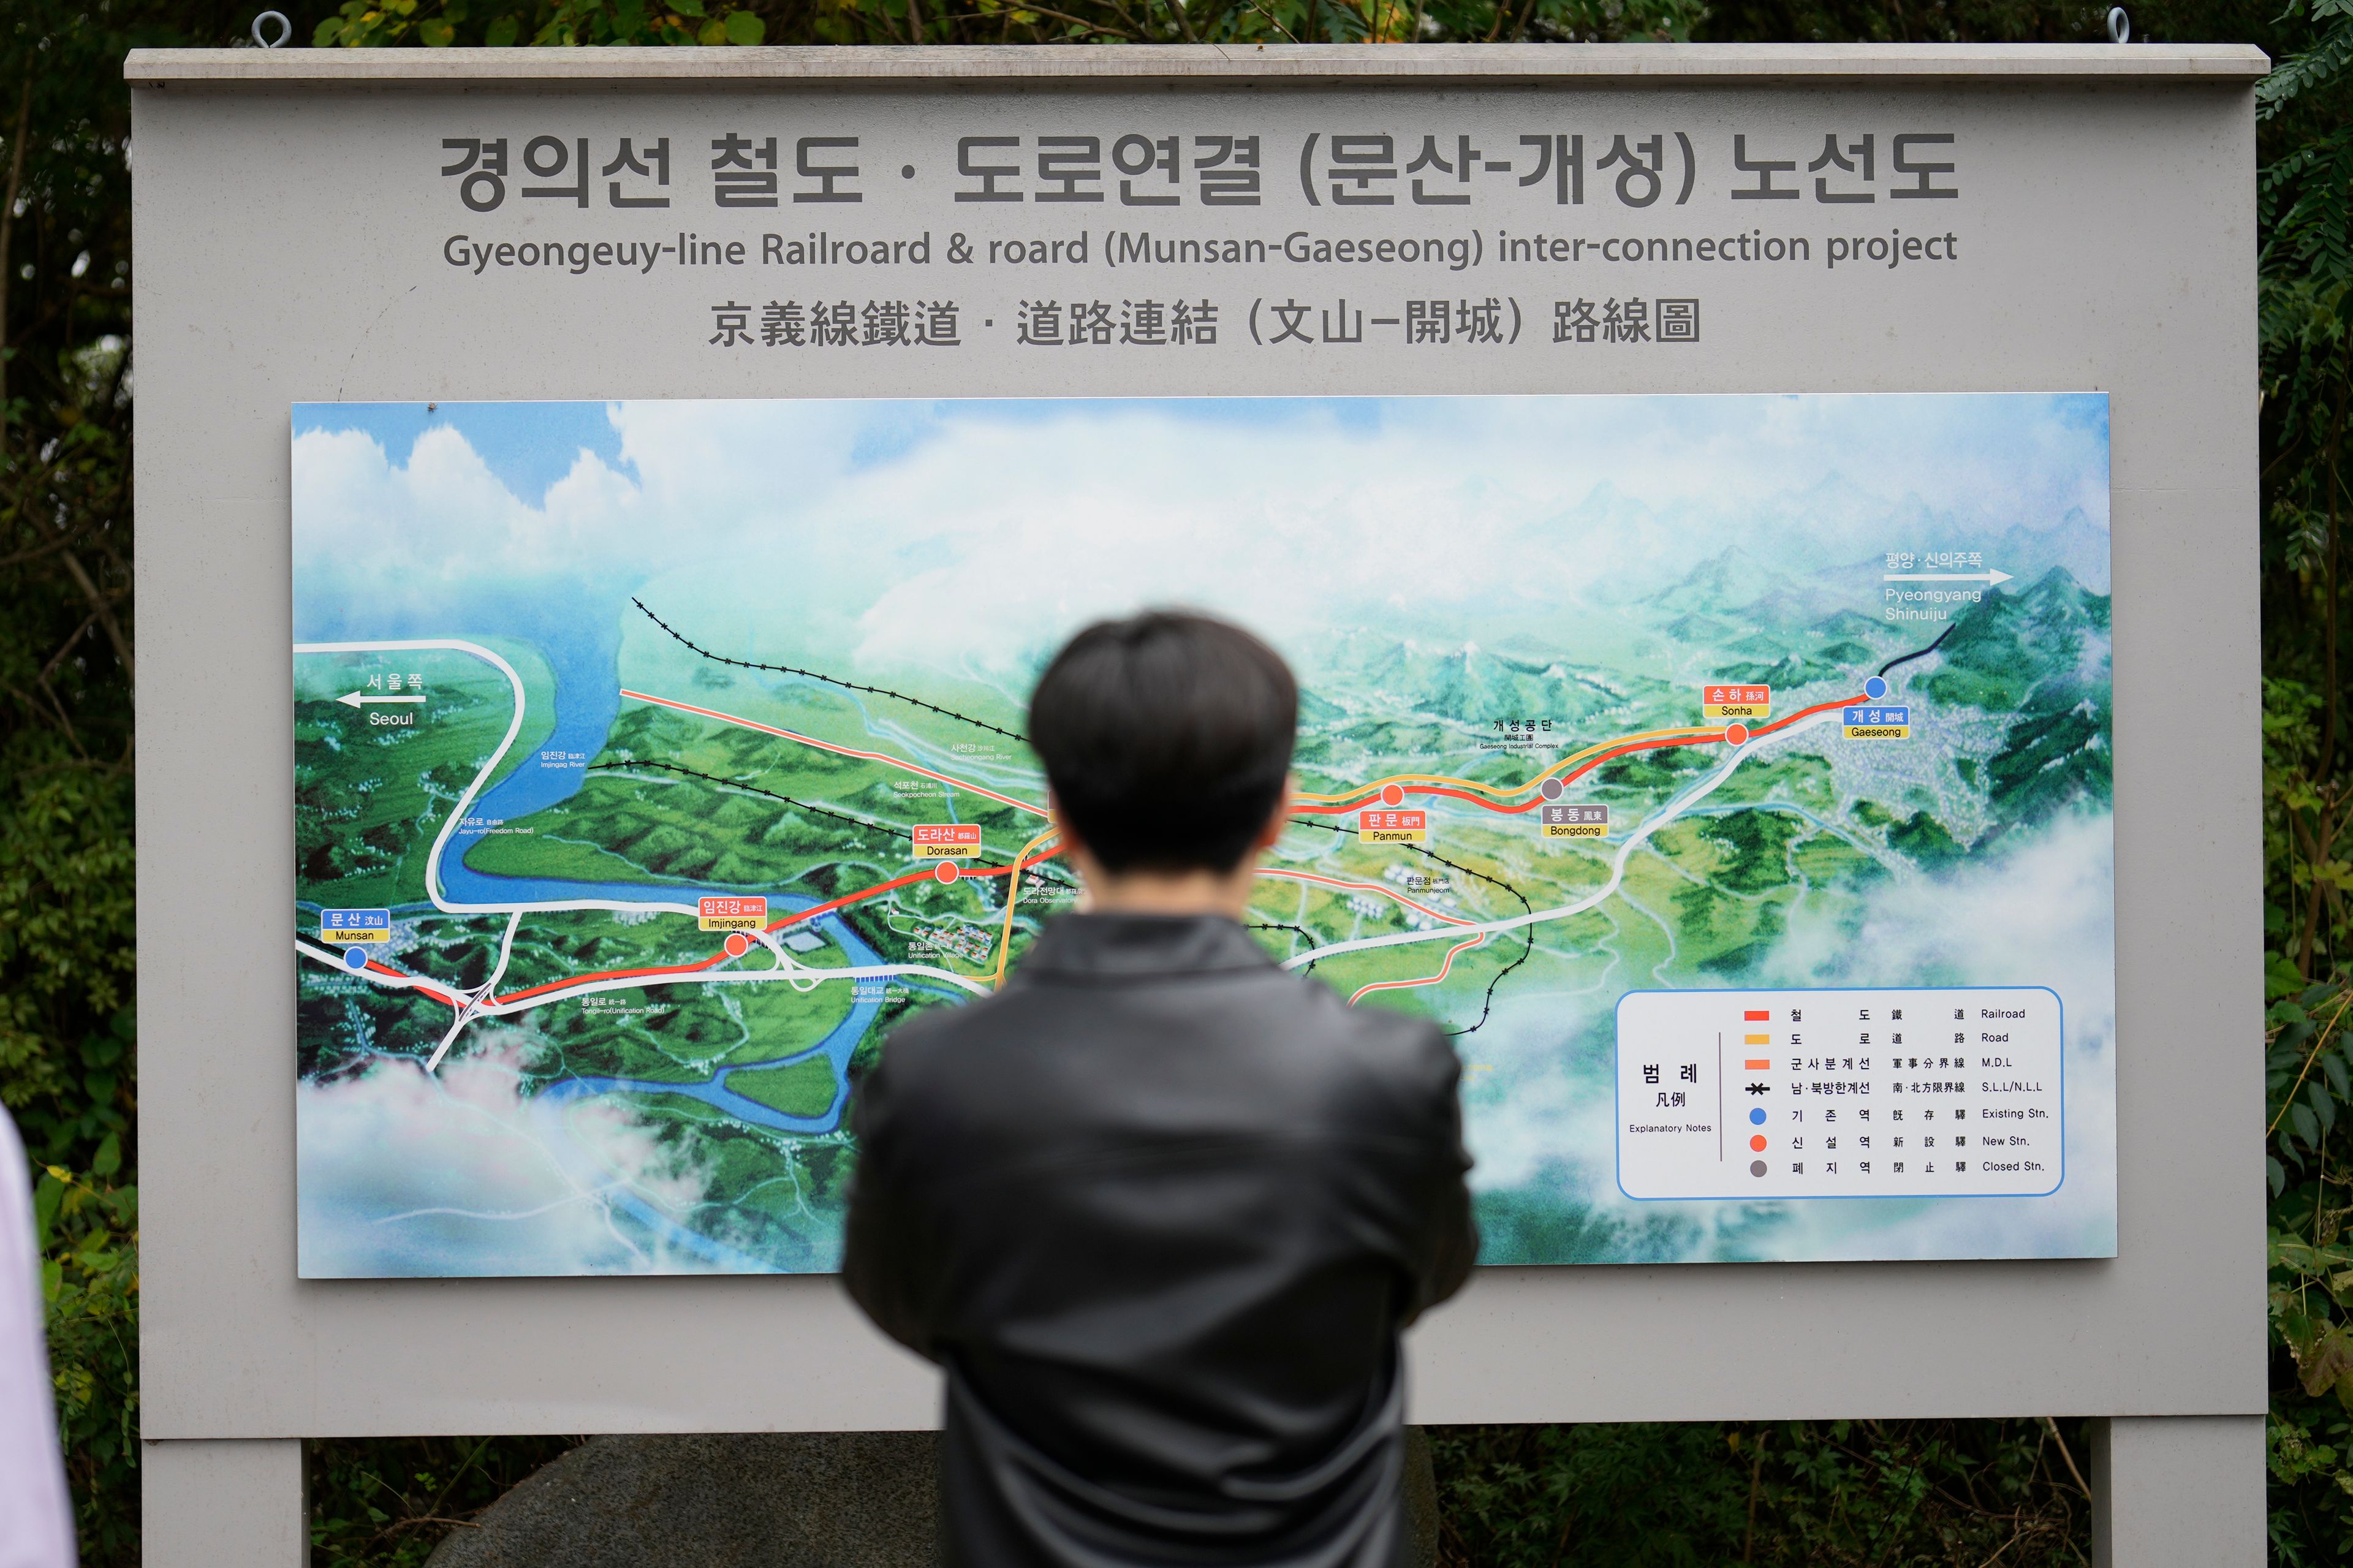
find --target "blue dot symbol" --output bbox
[343,945,371,971]
[1748,1107,1767,1125]
[1863,675,1889,700]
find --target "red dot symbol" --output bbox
[1749,1134,1768,1152]
[934,862,960,884]
[1725,723,1749,746]
[723,933,751,958]
[1381,784,1406,806]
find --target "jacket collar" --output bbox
[1018,912,1276,981]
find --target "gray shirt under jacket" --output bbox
[843,911,1477,1568]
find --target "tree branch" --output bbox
[0,72,31,430]
[2322,382,2350,784]
[55,548,131,687]
[37,609,102,686]
[2272,989,2353,1138]
[2041,1418,2093,1503]
[0,523,96,570]
[7,675,85,757]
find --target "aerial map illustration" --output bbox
[292,393,2116,1276]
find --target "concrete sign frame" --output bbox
[127,43,2266,1566]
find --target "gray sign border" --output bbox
[131,45,2265,1446]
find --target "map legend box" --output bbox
[1615,987,2064,1201]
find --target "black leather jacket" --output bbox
[843,912,1477,1568]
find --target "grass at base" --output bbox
[303,1417,2091,1566]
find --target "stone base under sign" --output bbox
[425,1429,1441,1567]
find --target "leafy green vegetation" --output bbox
[0,4,191,1559]
[1429,1418,2097,1567]
[2251,0,2353,1556]
[0,0,2322,1562]
[306,1436,578,1568]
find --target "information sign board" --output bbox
[131,48,2265,1468]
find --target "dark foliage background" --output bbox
[0,0,2316,1561]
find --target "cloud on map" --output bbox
[292,393,2111,662]
[1457,810,2117,1262]
[297,1029,727,1278]
[1758,809,2118,1260]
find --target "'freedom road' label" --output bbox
[912,824,983,859]
[697,895,768,931]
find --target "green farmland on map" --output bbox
[290,394,2116,1276]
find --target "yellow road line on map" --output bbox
[990,825,1063,990]
[1292,724,1721,802]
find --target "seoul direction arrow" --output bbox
[1881,569,2014,585]
[335,690,427,707]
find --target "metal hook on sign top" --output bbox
[2107,6,2131,43]
[252,10,291,47]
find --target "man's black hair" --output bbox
[1029,610,1298,875]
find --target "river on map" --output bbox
[301,585,912,1271]
[444,650,891,1269]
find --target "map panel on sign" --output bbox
[1615,988,2064,1201]
[289,393,2116,1276]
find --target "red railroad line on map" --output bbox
[444,689,1866,1013]
[1292,694,1865,817]
[1347,932,1486,1006]
[361,960,460,1010]
[480,843,1072,1009]
[1749,694,1869,740]
[492,952,732,1008]
[619,688,1048,817]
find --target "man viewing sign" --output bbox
[844,612,1477,1567]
